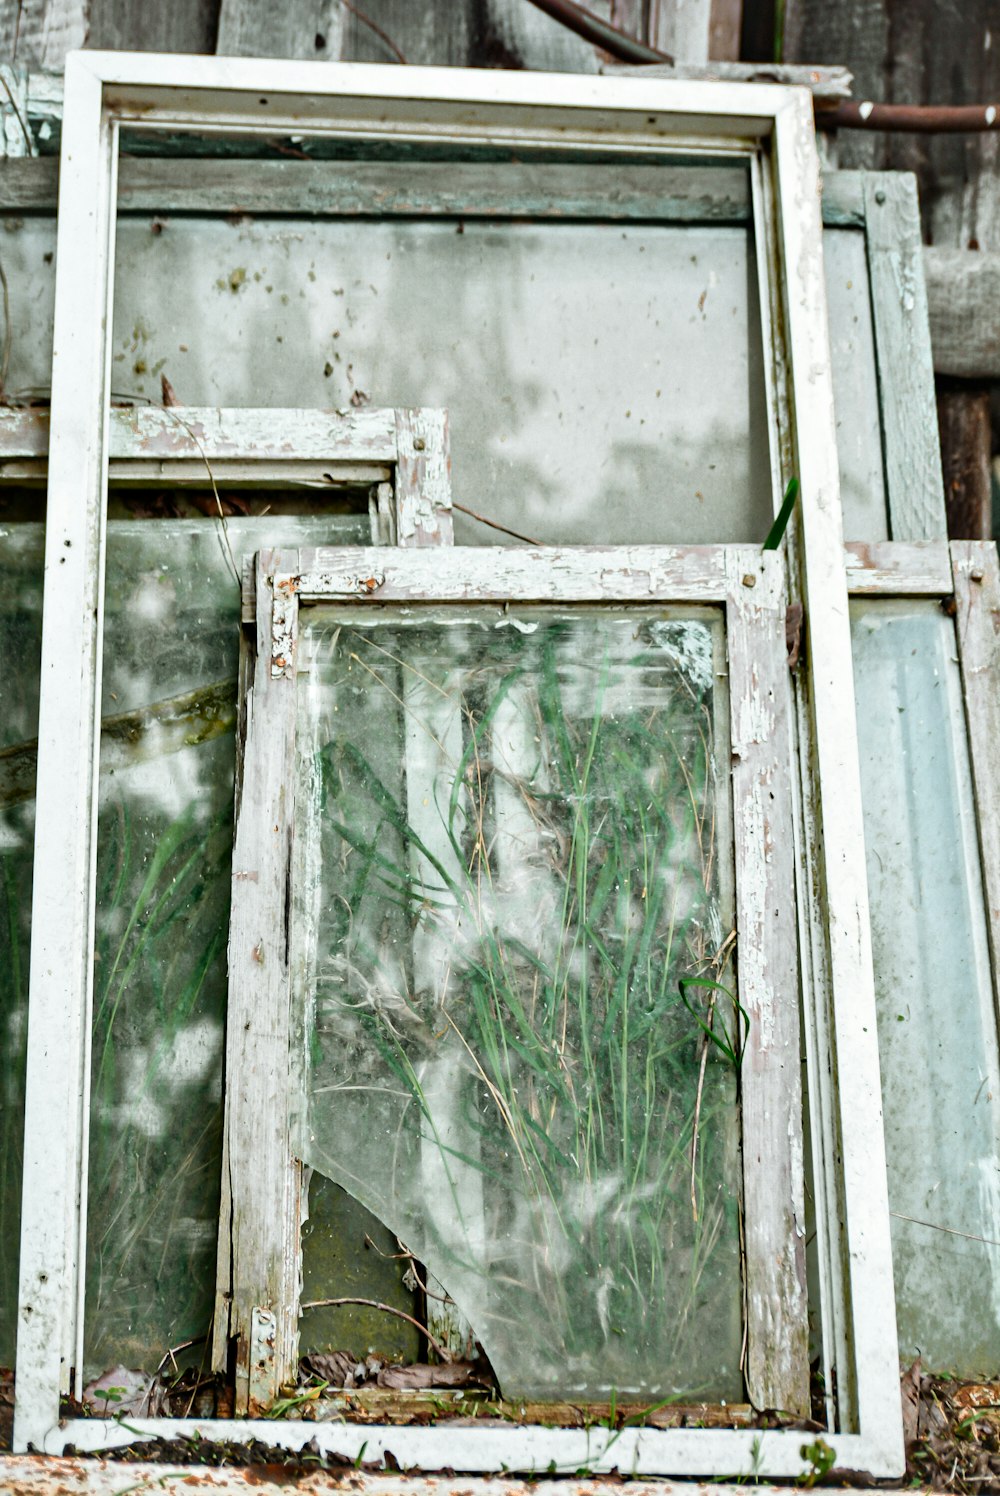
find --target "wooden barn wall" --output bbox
[0,0,613,69]
[785,0,1000,539]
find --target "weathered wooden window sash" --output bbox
[845,537,1000,1035]
[0,404,451,544]
[13,55,901,1476]
[229,543,801,1423]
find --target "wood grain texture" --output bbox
[863,174,947,542]
[783,0,887,172]
[216,0,343,59]
[0,404,397,458]
[296,544,732,603]
[786,0,1000,248]
[88,0,219,51]
[924,249,1000,379]
[469,0,601,72]
[0,0,84,68]
[393,409,453,548]
[726,549,809,1418]
[2,141,854,231]
[952,542,1000,1067]
[606,59,853,104]
[217,552,302,1412]
[708,0,741,60]
[843,539,952,595]
[340,0,470,66]
[937,383,993,541]
[649,0,710,62]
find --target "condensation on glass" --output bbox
[290,603,743,1401]
[852,600,1000,1375]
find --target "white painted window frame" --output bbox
[227,541,804,1426]
[13,54,900,1477]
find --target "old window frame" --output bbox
[844,537,1000,1032]
[13,55,901,1477]
[225,541,802,1428]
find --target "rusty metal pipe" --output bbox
[818,100,1000,132]
[521,0,673,65]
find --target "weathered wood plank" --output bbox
[471,0,601,73]
[937,383,993,540]
[726,548,809,1418]
[605,59,853,103]
[708,0,743,61]
[924,248,1000,379]
[0,0,84,70]
[0,404,398,460]
[393,409,453,548]
[216,0,344,59]
[952,542,1000,1073]
[4,147,860,232]
[340,0,471,66]
[844,539,952,595]
[112,157,749,222]
[89,0,220,52]
[216,552,302,1412]
[863,174,947,542]
[649,0,711,62]
[783,0,887,173]
[296,544,732,604]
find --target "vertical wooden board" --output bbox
[0,0,85,69]
[783,0,888,172]
[610,0,645,37]
[726,549,809,1417]
[864,174,948,542]
[650,0,711,61]
[218,551,301,1412]
[394,409,454,549]
[90,0,220,51]
[708,0,742,59]
[340,0,470,65]
[216,0,343,59]
[471,0,602,72]
[938,383,993,540]
[952,542,1000,1033]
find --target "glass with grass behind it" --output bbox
[291,603,743,1402]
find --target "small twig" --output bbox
[362,1234,451,1303]
[338,0,408,64]
[154,1333,206,1379]
[0,252,10,400]
[689,986,718,1223]
[453,500,540,546]
[111,389,240,587]
[300,1295,451,1362]
[890,1211,1000,1249]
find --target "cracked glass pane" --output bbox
[292,604,743,1401]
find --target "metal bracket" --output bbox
[247,1306,277,1414]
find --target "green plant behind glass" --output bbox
[307,614,743,1399]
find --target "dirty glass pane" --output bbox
[823,228,888,541]
[292,605,743,1402]
[85,513,368,1377]
[0,523,44,1368]
[108,156,770,547]
[852,601,1000,1375]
